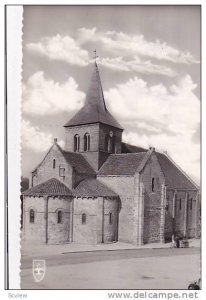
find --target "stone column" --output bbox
[172,190,177,240]
[69,197,74,242]
[133,173,140,245]
[138,181,144,246]
[195,191,200,238]
[183,192,188,237]
[44,195,49,244]
[160,183,166,243]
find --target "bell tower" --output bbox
[64,55,123,172]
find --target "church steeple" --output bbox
[64,59,123,171]
[64,62,122,129]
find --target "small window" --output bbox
[151,177,155,192]
[109,212,113,224]
[84,133,90,151]
[53,159,56,169]
[59,166,65,177]
[57,210,62,224]
[29,209,35,223]
[74,134,80,152]
[179,198,182,210]
[82,213,87,225]
[190,198,193,210]
[166,196,169,210]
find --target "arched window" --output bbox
[53,159,56,169]
[151,177,155,192]
[29,209,35,223]
[84,133,90,151]
[74,134,80,152]
[57,210,63,224]
[109,212,113,224]
[82,213,87,225]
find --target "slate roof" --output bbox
[122,142,147,153]
[98,153,146,176]
[64,62,123,129]
[55,144,95,175]
[23,178,73,197]
[73,178,118,197]
[156,153,197,190]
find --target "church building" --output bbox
[22,62,199,245]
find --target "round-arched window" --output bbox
[57,210,63,224]
[74,134,80,152]
[82,213,87,225]
[29,209,35,223]
[84,133,90,151]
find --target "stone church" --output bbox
[22,62,199,245]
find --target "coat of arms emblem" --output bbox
[32,260,45,282]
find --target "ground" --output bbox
[20,240,200,290]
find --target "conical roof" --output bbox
[22,178,73,197]
[64,62,123,129]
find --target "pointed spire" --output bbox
[84,61,107,112]
[64,60,123,129]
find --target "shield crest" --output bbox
[33,259,45,282]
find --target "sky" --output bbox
[22,5,201,183]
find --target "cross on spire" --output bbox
[93,49,99,62]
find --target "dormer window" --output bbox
[84,133,90,151]
[74,134,80,152]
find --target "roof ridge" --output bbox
[161,152,199,189]
[110,152,146,156]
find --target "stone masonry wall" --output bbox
[31,144,73,189]
[73,196,101,244]
[140,153,165,244]
[47,197,72,244]
[164,189,198,240]
[23,196,46,242]
[97,176,135,243]
[99,123,122,154]
[103,198,119,243]
[73,196,119,244]
[65,124,100,152]
[186,190,198,238]
[65,123,122,171]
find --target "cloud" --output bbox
[123,131,200,183]
[78,27,199,64]
[22,120,65,152]
[98,56,176,77]
[23,71,85,115]
[105,74,199,136]
[22,119,65,152]
[105,74,200,181]
[27,34,89,66]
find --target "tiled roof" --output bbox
[156,152,197,190]
[74,178,118,197]
[98,153,146,176]
[64,63,123,130]
[23,178,73,197]
[122,143,147,153]
[56,144,95,175]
